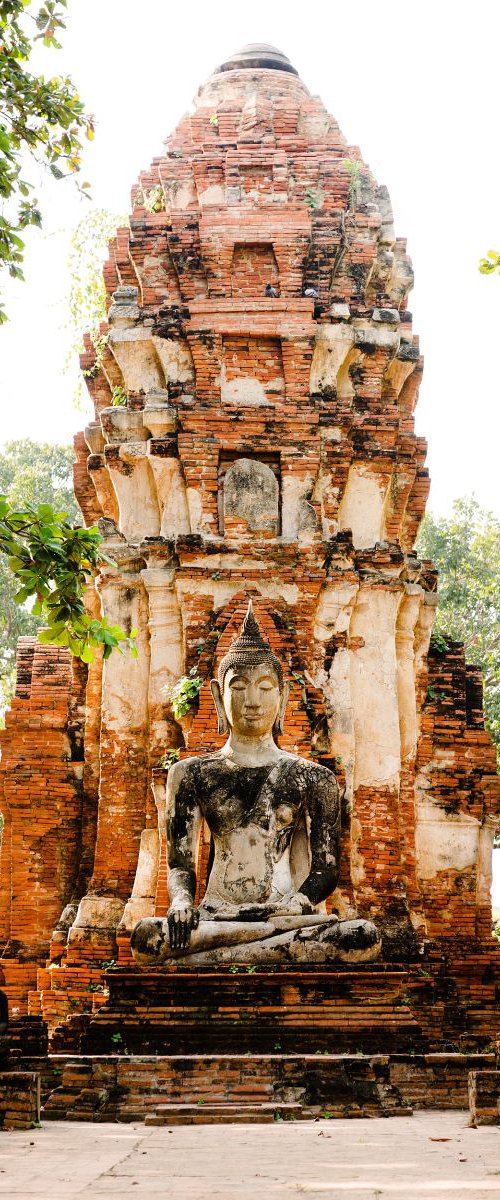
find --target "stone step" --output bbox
[145,1101,305,1126]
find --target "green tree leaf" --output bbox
[417,497,500,771]
[0,0,91,321]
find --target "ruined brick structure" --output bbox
[0,45,499,1106]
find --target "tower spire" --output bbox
[215,43,298,76]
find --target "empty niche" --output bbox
[219,455,280,538]
[231,243,279,297]
[221,335,285,405]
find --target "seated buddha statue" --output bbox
[131,603,380,967]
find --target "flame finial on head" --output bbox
[217,600,284,688]
[236,600,270,649]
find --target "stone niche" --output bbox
[231,243,279,297]
[219,455,280,537]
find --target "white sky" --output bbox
[1,1,499,897]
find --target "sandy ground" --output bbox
[0,1112,499,1199]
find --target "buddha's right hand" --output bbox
[167,899,200,951]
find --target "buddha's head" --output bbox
[211,603,288,739]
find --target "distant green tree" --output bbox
[0,0,93,322]
[65,207,126,403]
[67,207,126,351]
[0,440,78,710]
[417,498,500,759]
[0,438,78,514]
[0,440,136,716]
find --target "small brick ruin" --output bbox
[0,42,499,1121]
[469,1069,500,1126]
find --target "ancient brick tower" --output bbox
[0,44,498,1052]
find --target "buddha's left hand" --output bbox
[274,892,315,915]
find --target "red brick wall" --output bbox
[0,640,84,960]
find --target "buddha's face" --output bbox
[222,663,281,739]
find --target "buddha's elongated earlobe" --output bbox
[276,683,289,736]
[210,679,228,735]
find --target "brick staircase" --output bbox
[144,1102,305,1125]
[6,1048,492,1124]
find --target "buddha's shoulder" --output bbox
[169,751,337,787]
[280,752,338,789]
[167,752,228,783]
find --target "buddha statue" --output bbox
[131,604,380,966]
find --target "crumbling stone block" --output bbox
[469,1070,500,1126]
[0,1072,40,1130]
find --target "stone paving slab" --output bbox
[0,1112,499,1199]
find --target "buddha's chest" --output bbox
[197,764,306,905]
[198,765,303,842]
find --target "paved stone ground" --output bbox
[0,1112,499,1199]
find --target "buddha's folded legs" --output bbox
[132,917,272,964]
[131,913,380,967]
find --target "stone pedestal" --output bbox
[81,965,426,1056]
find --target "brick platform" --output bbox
[41,950,499,1064]
[30,1052,495,1123]
[79,966,426,1057]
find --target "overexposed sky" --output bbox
[1,0,500,524]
